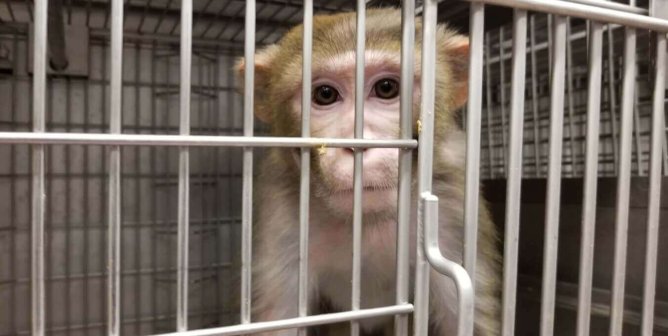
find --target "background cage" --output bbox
[0,0,667,335]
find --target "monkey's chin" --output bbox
[325,188,398,217]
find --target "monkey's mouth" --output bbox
[333,185,396,194]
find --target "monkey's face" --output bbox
[293,51,415,215]
[236,8,470,217]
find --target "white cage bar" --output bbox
[539,14,566,336]
[394,1,415,335]
[176,0,193,331]
[351,2,366,335]
[107,0,124,334]
[298,1,313,336]
[609,14,636,336]
[501,8,527,336]
[30,0,48,335]
[241,0,255,327]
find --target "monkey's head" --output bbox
[236,8,469,217]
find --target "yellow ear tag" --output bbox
[317,144,327,156]
[416,119,422,134]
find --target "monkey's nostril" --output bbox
[345,147,367,154]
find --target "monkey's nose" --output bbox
[344,147,367,154]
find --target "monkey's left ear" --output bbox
[442,35,469,109]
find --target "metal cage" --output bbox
[0,0,667,335]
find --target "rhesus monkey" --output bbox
[236,8,500,336]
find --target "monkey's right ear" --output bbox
[234,44,280,123]
[441,34,470,110]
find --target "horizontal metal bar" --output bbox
[468,0,668,32]
[568,0,647,14]
[0,132,418,148]
[152,304,414,336]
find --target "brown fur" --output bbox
[236,8,501,336]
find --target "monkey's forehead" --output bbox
[279,9,408,56]
[272,8,459,62]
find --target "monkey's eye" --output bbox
[373,78,399,99]
[312,85,340,106]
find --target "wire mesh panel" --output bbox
[480,14,667,179]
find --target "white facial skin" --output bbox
[291,51,417,216]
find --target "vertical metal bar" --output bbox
[226,59,237,325]
[423,193,475,336]
[198,52,206,329]
[529,15,541,177]
[31,0,48,334]
[10,33,18,336]
[108,0,124,334]
[65,73,73,336]
[351,2,365,336]
[150,41,159,333]
[196,54,205,328]
[606,25,619,174]
[501,9,527,336]
[241,0,256,326]
[100,41,108,334]
[212,47,223,323]
[609,24,636,336]
[576,21,604,336]
[632,89,643,175]
[177,0,193,331]
[414,1,438,335]
[46,73,54,335]
[133,43,142,336]
[566,18,578,176]
[484,33,495,179]
[499,27,509,175]
[640,32,665,336]
[539,15,566,336]
[298,1,313,336]
[395,2,414,336]
[46,71,54,336]
[82,40,91,332]
[464,0,485,285]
